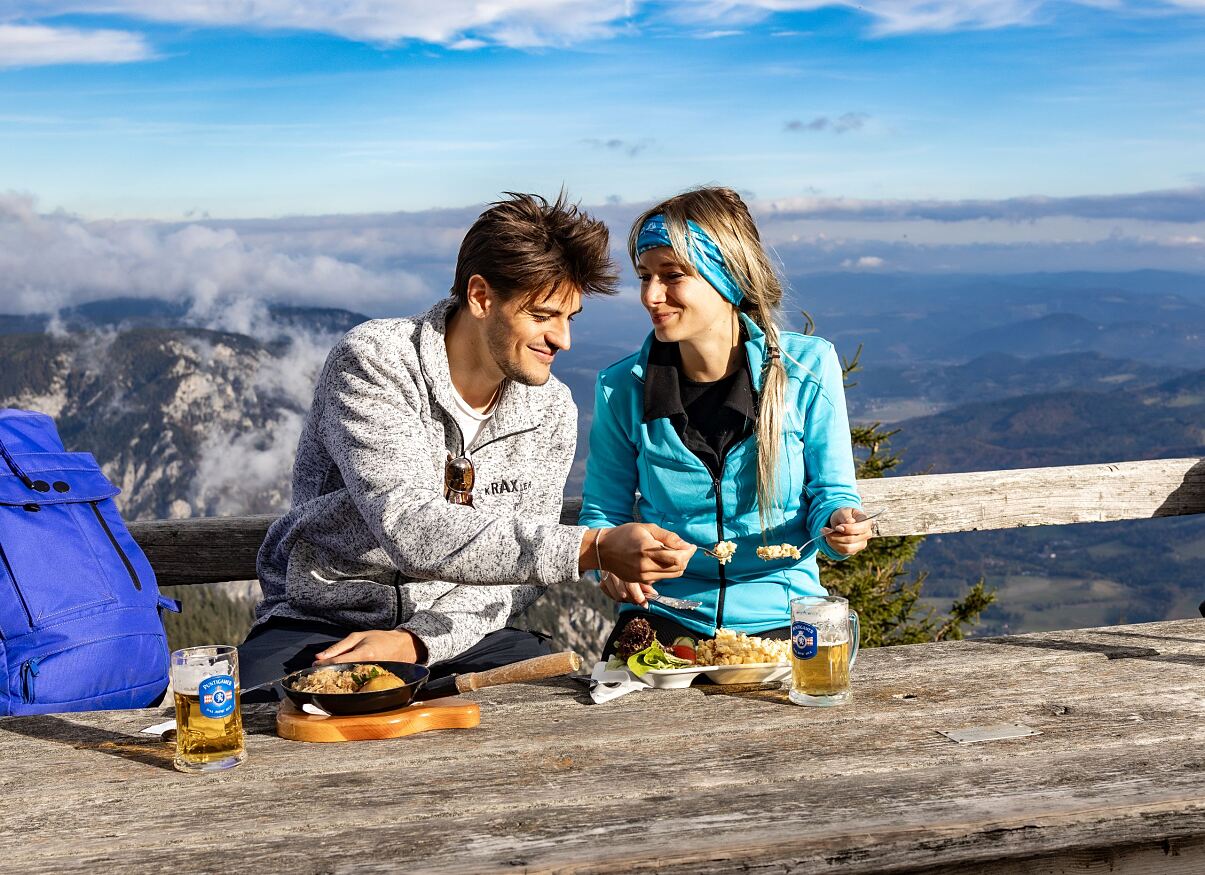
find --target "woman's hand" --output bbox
[313,629,427,665]
[822,507,875,556]
[597,571,657,608]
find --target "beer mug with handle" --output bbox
[789,596,860,706]
[171,645,246,773]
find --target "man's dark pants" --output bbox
[239,618,553,702]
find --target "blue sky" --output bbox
[2,1,1204,218]
[1,1,1205,314]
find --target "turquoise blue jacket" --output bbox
[579,315,861,635]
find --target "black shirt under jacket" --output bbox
[641,336,757,480]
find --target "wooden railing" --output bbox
[129,457,1205,587]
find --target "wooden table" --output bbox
[2,618,1203,874]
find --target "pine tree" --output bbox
[818,341,996,646]
[162,585,258,652]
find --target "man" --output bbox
[240,192,694,691]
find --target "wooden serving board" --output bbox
[276,697,481,743]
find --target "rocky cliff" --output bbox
[0,303,616,657]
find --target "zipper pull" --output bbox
[21,657,41,704]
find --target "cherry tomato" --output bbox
[670,644,696,662]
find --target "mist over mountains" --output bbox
[1,269,1203,643]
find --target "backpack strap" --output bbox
[0,431,36,490]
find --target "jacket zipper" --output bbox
[391,571,403,627]
[445,385,540,458]
[0,540,36,628]
[470,425,539,455]
[708,433,750,630]
[712,463,728,630]
[21,657,41,704]
[89,502,141,591]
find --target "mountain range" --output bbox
[1,270,1203,651]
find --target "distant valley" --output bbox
[2,270,1203,650]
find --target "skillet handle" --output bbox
[455,651,582,693]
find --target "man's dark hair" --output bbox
[452,191,619,306]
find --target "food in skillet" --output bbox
[291,664,405,694]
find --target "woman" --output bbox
[579,187,874,653]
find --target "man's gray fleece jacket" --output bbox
[255,298,588,665]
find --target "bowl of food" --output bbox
[694,629,791,685]
[699,663,791,685]
[281,662,430,715]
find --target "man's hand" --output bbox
[822,507,875,556]
[587,523,695,583]
[314,629,428,666]
[598,570,658,607]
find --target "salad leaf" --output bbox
[627,641,691,677]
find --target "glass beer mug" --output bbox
[171,645,246,773]
[788,596,860,706]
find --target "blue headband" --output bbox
[636,214,744,306]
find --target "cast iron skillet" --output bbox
[281,661,430,716]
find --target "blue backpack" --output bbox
[0,409,178,715]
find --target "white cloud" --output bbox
[13,1,632,48]
[0,192,431,315]
[785,112,870,134]
[5,189,1205,321]
[0,23,153,67]
[3,0,1203,60]
[841,255,886,269]
[761,187,1205,222]
[671,2,1203,36]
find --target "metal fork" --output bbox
[698,508,886,559]
[648,593,703,611]
[792,508,885,553]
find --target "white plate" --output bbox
[699,663,791,685]
[637,662,791,688]
[637,665,706,689]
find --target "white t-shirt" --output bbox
[449,382,498,452]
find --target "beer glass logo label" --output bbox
[792,621,818,660]
[199,674,236,719]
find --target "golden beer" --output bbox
[788,596,859,706]
[791,640,851,698]
[171,645,246,773]
[173,690,245,769]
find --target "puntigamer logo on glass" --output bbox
[788,596,860,707]
[171,645,246,773]
[198,674,236,719]
[791,620,819,660]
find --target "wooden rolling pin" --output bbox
[419,650,582,699]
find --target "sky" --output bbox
[2,1,1205,314]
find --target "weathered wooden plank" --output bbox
[130,513,275,586]
[918,836,1205,875]
[1,619,1201,874]
[129,457,1205,586]
[860,456,1205,537]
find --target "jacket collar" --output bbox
[416,298,539,444]
[639,315,762,424]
